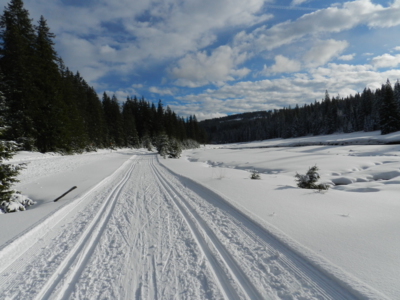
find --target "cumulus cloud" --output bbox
[234,0,400,54]
[169,46,250,87]
[303,39,348,67]
[370,53,400,68]
[338,53,356,61]
[291,0,308,5]
[20,0,270,86]
[261,55,301,75]
[149,86,177,96]
[174,62,400,118]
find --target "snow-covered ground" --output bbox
[0,131,399,299]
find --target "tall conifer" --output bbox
[380,80,400,134]
[0,0,37,149]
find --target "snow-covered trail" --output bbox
[0,153,358,299]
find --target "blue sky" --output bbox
[2,0,400,120]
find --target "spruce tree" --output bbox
[0,76,23,202]
[0,0,37,149]
[380,80,400,135]
[394,80,400,107]
[122,99,140,148]
[167,138,182,158]
[33,16,65,152]
[156,133,169,158]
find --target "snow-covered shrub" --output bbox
[250,169,261,180]
[295,165,329,190]
[142,135,153,151]
[181,139,200,149]
[168,138,182,158]
[0,192,35,213]
[156,134,169,158]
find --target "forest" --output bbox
[0,0,206,154]
[200,81,400,144]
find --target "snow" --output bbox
[161,131,400,299]
[0,193,35,213]
[0,131,399,299]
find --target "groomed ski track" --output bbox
[0,153,358,299]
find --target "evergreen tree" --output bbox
[0,0,37,149]
[156,133,169,158]
[394,80,400,107]
[154,99,164,136]
[167,138,182,158]
[58,67,87,151]
[380,80,400,135]
[295,165,328,190]
[0,76,24,202]
[122,99,140,147]
[33,16,64,152]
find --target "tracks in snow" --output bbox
[34,156,137,300]
[150,155,358,300]
[0,155,138,299]
[0,153,358,299]
[150,158,262,300]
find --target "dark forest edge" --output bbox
[200,81,400,144]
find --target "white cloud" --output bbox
[261,55,301,75]
[100,45,117,55]
[338,53,356,61]
[291,0,308,5]
[149,86,177,96]
[303,39,348,67]
[234,0,400,54]
[370,53,400,68]
[174,62,400,118]
[19,0,270,88]
[393,46,400,52]
[169,46,250,87]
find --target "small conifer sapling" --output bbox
[295,165,329,190]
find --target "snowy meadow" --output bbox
[162,130,400,299]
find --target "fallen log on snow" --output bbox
[53,186,77,202]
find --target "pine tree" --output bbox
[0,76,24,202]
[167,138,182,158]
[380,80,400,135]
[58,67,87,152]
[156,133,169,158]
[0,0,37,149]
[394,80,400,107]
[154,99,164,136]
[33,16,65,152]
[295,165,328,190]
[122,99,140,148]
[102,93,123,147]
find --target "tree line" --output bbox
[200,80,400,144]
[0,0,206,154]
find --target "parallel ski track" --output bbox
[32,156,138,300]
[152,155,358,300]
[180,178,358,300]
[150,156,263,300]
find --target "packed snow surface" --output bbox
[0,131,399,299]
